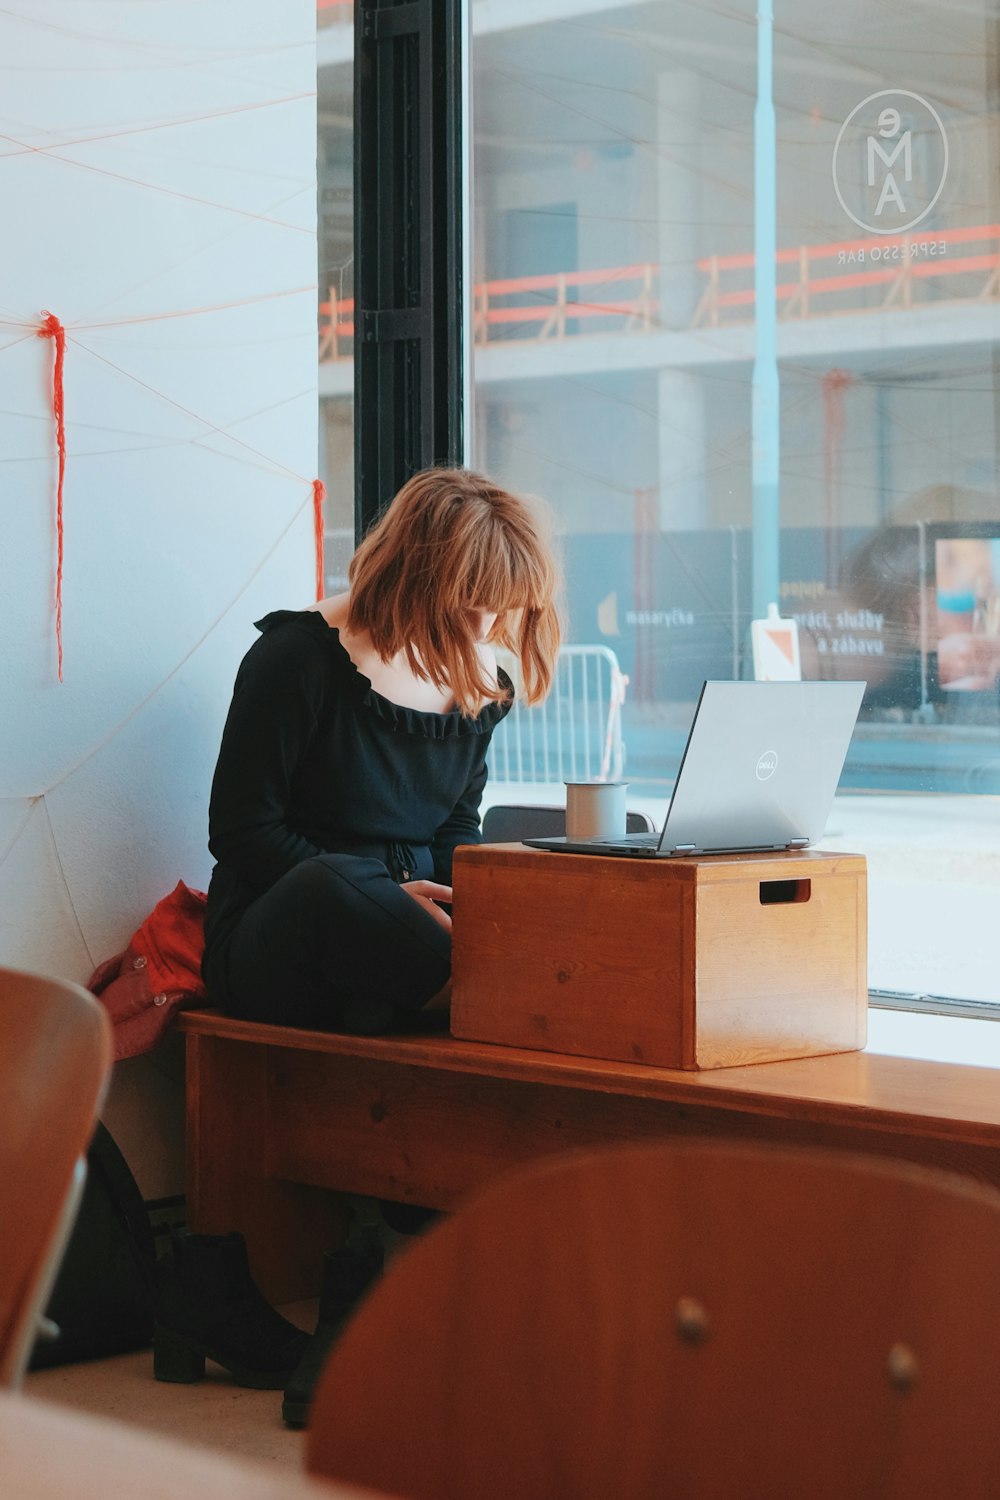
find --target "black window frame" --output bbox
[353,0,464,538]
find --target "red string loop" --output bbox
[313,478,326,602]
[37,312,66,682]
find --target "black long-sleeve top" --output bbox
[202,609,511,1003]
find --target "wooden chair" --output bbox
[307,1138,1000,1500]
[481,802,654,842]
[0,966,113,1387]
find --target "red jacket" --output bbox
[88,882,208,1060]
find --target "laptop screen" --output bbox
[655,679,865,854]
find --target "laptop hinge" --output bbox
[672,844,698,854]
[786,838,811,850]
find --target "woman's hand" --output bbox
[401,879,453,932]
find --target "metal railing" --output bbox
[318,223,1000,360]
[693,223,1000,327]
[489,645,628,784]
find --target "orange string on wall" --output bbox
[313,478,327,601]
[37,312,67,682]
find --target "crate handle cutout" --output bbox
[759,879,811,906]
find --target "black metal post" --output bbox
[353,0,463,538]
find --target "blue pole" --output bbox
[751,0,780,618]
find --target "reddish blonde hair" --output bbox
[347,467,562,715]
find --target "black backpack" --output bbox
[29,1121,158,1369]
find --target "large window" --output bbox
[318,1,1000,1013]
[317,1,355,591]
[469,0,1000,1010]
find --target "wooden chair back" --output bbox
[307,1139,1000,1500]
[0,966,113,1386]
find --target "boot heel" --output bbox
[153,1323,206,1383]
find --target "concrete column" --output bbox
[657,67,706,529]
[657,367,707,529]
[657,68,702,330]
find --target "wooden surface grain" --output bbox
[450,843,867,1068]
[181,1009,1000,1301]
[308,1140,1000,1500]
[179,1011,1000,1143]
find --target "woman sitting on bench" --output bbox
[201,465,560,1036]
[157,468,560,1419]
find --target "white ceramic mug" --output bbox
[564,781,629,840]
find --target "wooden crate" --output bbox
[450,844,867,1070]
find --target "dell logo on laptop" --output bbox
[756,751,778,780]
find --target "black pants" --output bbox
[223,854,451,1034]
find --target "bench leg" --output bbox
[185,1033,348,1304]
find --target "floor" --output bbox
[24,1297,318,1468]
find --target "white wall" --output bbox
[0,1,319,1189]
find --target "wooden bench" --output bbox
[179,1009,1000,1301]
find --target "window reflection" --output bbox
[468,3,1000,762]
[317,9,354,591]
[314,0,1000,1006]
[466,0,1000,1005]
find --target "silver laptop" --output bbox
[523,679,865,858]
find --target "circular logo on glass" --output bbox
[755,751,778,781]
[832,90,948,235]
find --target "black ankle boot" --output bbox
[281,1232,384,1428]
[154,1229,310,1390]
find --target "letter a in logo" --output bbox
[868,115,912,216]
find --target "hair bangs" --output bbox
[347,466,562,715]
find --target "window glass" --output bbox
[317,0,355,591]
[469,0,1000,1009]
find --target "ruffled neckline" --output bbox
[255,609,513,739]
